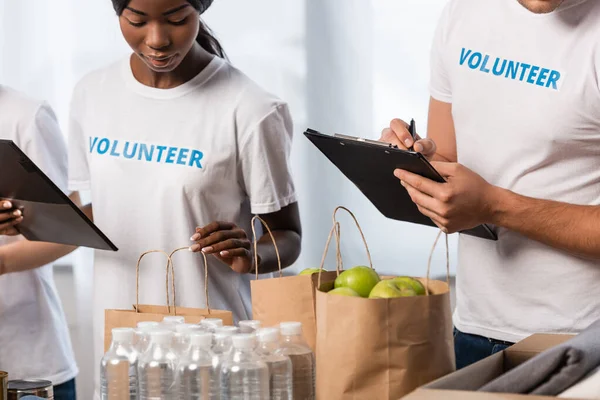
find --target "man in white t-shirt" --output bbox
[0,86,79,399]
[381,0,600,368]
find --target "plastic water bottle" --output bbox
[162,315,185,331]
[277,322,316,400]
[100,328,138,400]
[138,330,178,399]
[239,320,262,333]
[200,318,224,333]
[174,323,206,356]
[178,332,216,399]
[135,321,160,354]
[256,328,293,400]
[211,327,239,397]
[220,334,270,399]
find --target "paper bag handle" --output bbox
[135,250,175,313]
[169,247,212,314]
[317,206,373,289]
[424,230,450,296]
[250,215,282,279]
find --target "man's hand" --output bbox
[394,162,497,233]
[380,118,438,159]
[0,201,24,236]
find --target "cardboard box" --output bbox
[402,333,578,400]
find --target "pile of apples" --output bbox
[299,266,426,298]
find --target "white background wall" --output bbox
[0,1,451,397]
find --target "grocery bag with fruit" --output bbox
[250,216,337,352]
[104,248,233,351]
[315,206,455,400]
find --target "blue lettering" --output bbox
[479,55,491,73]
[156,146,167,162]
[138,144,154,161]
[165,147,177,164]
[177,148,190,165]
[492,58,507,76]
[527,65,540,84]
[468,52,483,69]
[519,63,531,81]
[189,150,203,169]
[97,138,110,155]
[109,140,121,157]
[505,61,520,79]
[89,137,99,153]
[546,70,561,90]
[536,68,550,86]
[123,142,138,159]
[459,48,472,66]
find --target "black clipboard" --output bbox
[0,140,118,251]
[304,129,497,240]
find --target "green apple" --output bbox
[334,266,381,298]
[298,268,326,276]
[328,287,361,297]
[393,276,426,296]
[368,280,416,299]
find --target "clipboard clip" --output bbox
[333,133,399,149]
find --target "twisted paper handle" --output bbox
[251,216,283,280]
[424,230,450,296]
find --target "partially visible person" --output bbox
[381,0,600,369]
[0,85,79,399]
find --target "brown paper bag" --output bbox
[315,207,455,400]
[250,216,337,352]
[104,248,233,351]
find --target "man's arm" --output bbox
[490,187,600,259]
[0,192,87,275]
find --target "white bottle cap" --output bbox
[150,330,173,345]
[163,316,185,324]
[256,327,279,343]
[190,333,213,348]
[112,327,134,342]
[239,320,261,331]
[232,333,256,349]
[214,326,239,339]
[200,318,223,328]
[175,323,204,334]
[280,322,303,336]
[137,321,160,329]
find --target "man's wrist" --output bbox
[485,185,515,226]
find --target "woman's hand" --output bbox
[380,118,438,159]
[0,201,24,236]
[190,221,257,274]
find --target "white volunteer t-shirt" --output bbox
[0,86,78,384]
[67,56,296,394]
[430,0,600,342]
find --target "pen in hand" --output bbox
[407,119,417,152]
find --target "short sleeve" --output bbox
[22,104,69,194]
[239,103,297,215]
[67,85,91,191]
[429,2,453,103]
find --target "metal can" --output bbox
[7,380,53,400]
[0,372,7,400]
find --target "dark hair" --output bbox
[111,0,226,58]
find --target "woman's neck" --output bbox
[130,43,214,89]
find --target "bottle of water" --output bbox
[277,322,316,400]
[162,315,185,331]
[238,320,262,333]
[174,323,206,357]
[200,318,224,333]
[211,327,239,398]
[256,328,293,400]
[135,321,160,355]
[178,332,216,399]
[220,334,270,400]
[100,327,138,400]
[138,330,178,399]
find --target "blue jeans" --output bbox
[454,328,514,370]
[53,378,76,400]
